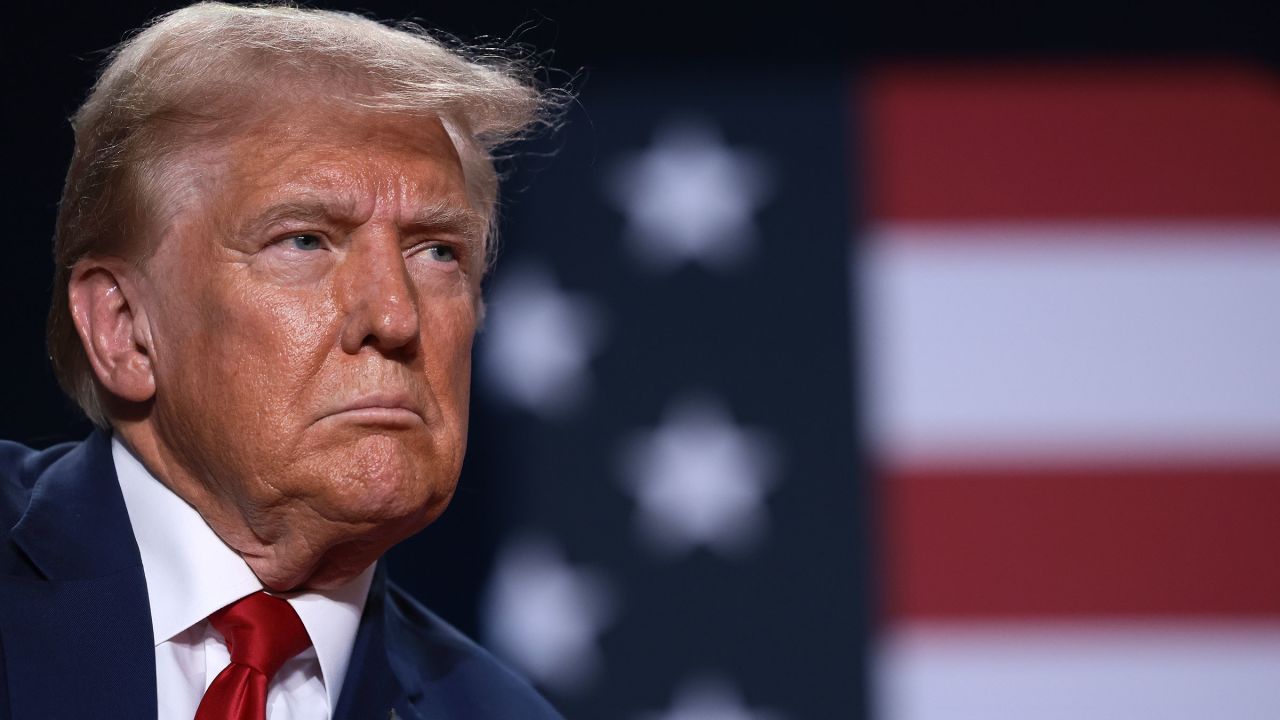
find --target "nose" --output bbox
[339,230,421,355]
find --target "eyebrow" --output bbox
[239,200,338,236]
[408,200,487,241]
[239,198,486,245]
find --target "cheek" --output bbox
[437,298,477,372]
[421,299,476,415]
[170,279,336,422]
[255,290,338,369]
[236,291,343,424]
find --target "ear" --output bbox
[67,260,156,404]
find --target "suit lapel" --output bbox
[333,563,420,720]
[0,431,156,718]
[339,564,544,720]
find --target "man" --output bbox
[0,3,564,718]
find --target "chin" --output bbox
[299,432,460,528]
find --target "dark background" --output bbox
[2,1,1275,717]
[5,0,1275,443]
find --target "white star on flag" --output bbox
[607,118,772,271]
[635,675,787,720]
[480,265,604,417]
[619,395,780,558]
[481,535,616,694]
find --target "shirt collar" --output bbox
[112,435,374,712]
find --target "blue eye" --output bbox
[288,234,324,251]
[427,245,456,262]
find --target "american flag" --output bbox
[863,62,1280,720]
[391,60,1280,719]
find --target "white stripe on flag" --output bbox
[861,223,1280,464]
[876,622,1280,720]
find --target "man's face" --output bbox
[137,108,483,585]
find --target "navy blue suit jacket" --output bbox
[0,430,563,719]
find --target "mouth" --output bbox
[319,393,426,428]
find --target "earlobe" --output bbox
[67,261,157,404]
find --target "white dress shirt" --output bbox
[112,437,375,720]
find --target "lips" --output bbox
[319,393,426,427]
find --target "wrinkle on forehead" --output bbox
[206,102,465,188]
[237,196,485,246]
[206,110,476,226]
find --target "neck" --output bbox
[112,421,383,591]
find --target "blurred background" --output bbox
[4,1,1279,718]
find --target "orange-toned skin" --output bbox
[70,110,485,591]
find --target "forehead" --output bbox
[240,105,460,178]
[201,109,472,222]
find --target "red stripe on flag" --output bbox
[882,463,1280,620]
[865,63,1280,220]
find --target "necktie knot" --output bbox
[208,591,312,678]
[195,591,313,720]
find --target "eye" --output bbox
[286,234,325,251]
[426,244,456,262]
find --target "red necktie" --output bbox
[195,591,313,720]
